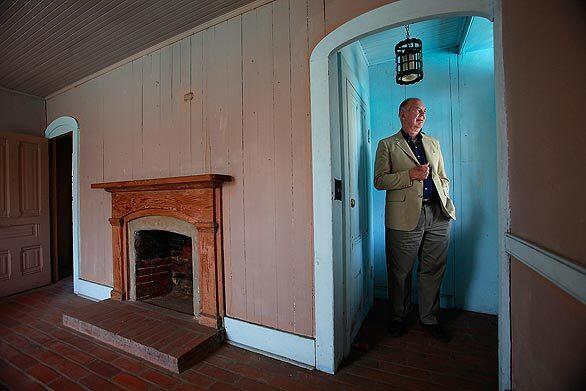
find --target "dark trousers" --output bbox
[385,201,451,325]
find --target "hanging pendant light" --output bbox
[395,25,423,85]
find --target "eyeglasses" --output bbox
[411,107,426,116]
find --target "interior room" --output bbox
[0,1,583,390]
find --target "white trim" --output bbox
[224,317,316,368]
[492,2,511,388]
[309,0,509,382]
[75,279,112,301]
[45,116,95,300]
[505,234,586,304]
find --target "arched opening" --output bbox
[44,116,111,300]
[309,1,510,388]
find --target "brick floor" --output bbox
[0,279,498,390]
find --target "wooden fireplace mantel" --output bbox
[92,174,232,329]
[91,174,232,192]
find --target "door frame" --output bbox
[49,131,73,282]
[309,0,511,389]
[339,59,371,355]
[45,116,111,300]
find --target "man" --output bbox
[373,98,456,342]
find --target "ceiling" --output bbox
[0,0,257,98]
[358,17,468,66]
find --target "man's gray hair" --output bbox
[399,97,421,114]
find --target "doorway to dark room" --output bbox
[49,133,73,282]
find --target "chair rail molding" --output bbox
[505,233,586,304]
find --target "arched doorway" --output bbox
[45,116,111,300]
[309,1,510,389]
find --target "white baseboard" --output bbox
[224,316,315,368]
[74,278,111,301]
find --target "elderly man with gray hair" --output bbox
[374,97,456,342]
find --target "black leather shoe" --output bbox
[423,324,450,343]
[388,320,406,337]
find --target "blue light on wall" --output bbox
[370,18,498,314]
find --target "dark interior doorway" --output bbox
[49,133,73,282]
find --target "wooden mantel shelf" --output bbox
[91,173,232,329]
[91,174,232,192]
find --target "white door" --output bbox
[343,78,371,352]
[0,132,51,297]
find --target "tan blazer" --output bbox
[374,130,456,231]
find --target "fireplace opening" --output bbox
[134,230,194,315]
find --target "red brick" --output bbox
[172,381,208,391]
[227,362,268,382]
[86,359,121,378]
[332,372,382,389]
[0,341,38,370]
[62,347,95,365]
[210,383,241,391]
[36,348,65,365]
[112,372,152,390]
[343,365,406,387]
[10,378,47,391]
[3,333,42,356]
[0,360,35,389]
[196,363,240,384]
[151,328,190,350]
[181,369,216,388]
[26,363,60,384]
[88,344,120,361]
[47,376,86,391]
[52,358,92,380]
[236,377,279,391]
[267,374,321,391]
[111,356,147,374]
[143,369,180,388]
[80,373,124,390]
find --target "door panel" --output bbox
[0,132,50,298]
[0,139,8,217]
[345,77,370,346]
[19,142,41,217]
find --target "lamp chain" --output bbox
[405,24,410,39]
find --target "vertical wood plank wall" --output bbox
[47,0,326,337]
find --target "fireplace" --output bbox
[127,215,199,315]
[132,229,193,313]
[92,174,231,329]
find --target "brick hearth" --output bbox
[62,299,223,373]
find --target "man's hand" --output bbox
[409,163,430,181]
